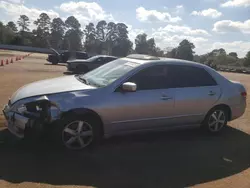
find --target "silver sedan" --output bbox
[3,54,247,150]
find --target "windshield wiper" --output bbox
[77,75,89,85]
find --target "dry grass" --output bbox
[0,52,249,188]
[0,50,28,58]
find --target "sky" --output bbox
[0,0,250,57]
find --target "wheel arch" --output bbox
[61,108,104,136]
[205,104,232,122]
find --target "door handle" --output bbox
[208,91,216,96]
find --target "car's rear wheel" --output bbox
[202,107,228,133]
[56,115,102,150]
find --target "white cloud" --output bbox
[213,19,250,33]
[0,1,59,29]
[150,26,211,54]
[213,41,250,57]
[59,1,114,26]
[191,8,222,18]
[151,27,250,56]
[221,0,250,7]
[136,7,181,23]
[154,25,210,36]
[174,5,184,15]
[176,5,183,9]
[126,24,145,44]
[1,0,24,4]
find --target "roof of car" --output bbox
[124,55,209,69]
[90,55,117,58]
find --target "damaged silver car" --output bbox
[3,54,247,150]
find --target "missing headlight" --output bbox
[17,105,27,114]
[23,96,61,122]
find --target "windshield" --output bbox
[79,59,140,87]
[86,56,100,62]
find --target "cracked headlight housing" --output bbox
[17,104,27,114]
[9,96,61,121]
[8,100,27,114]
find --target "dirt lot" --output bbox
[0,52,250,188]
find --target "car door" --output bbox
[105,65,176,133]
[168,65,221,125]
[87,57,103,70]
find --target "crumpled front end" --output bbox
[2,96,61,139]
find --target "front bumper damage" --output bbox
[2,96,61,139]
[3,107,28,138]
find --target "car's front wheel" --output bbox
[76,65,89,74]
[56,115,102,150]
[202,107,228,133]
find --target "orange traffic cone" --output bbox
[0,60,3,66]
[10,58,13,63]
[6,59,9,64]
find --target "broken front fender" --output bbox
[3,95,61,138]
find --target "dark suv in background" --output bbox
[67,55,117,73]
[47,48,89,65]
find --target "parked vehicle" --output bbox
[47,48,89,65]
[3,54,247,150]
[67,55,117,73]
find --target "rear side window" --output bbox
[169,65,217,88]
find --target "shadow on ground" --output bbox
[0,126,249,188]
[44,63,66,67]
[63,71,75,75]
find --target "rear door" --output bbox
[168,65,221,125]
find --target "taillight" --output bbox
[241,92,247,97]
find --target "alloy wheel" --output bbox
[208,110,226,132]
[62,120,93,150]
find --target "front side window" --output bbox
[127,65,169,90]
[95,57,103,63]
[169,65,217,88]
[105,57,116,63]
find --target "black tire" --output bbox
[77,65,89,74]
[52,59,59,65]
[201,107,228,134]
[55,114,102,150]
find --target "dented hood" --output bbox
[11,75,95,103]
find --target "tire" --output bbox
[202,107,228,134]
[55,115,102,150]
[77,65,89,74]
[52,59,59,65]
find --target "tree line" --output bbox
[0,13,249,66]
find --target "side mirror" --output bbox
[122,82,137,92]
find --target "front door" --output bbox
[104,65,176,133]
